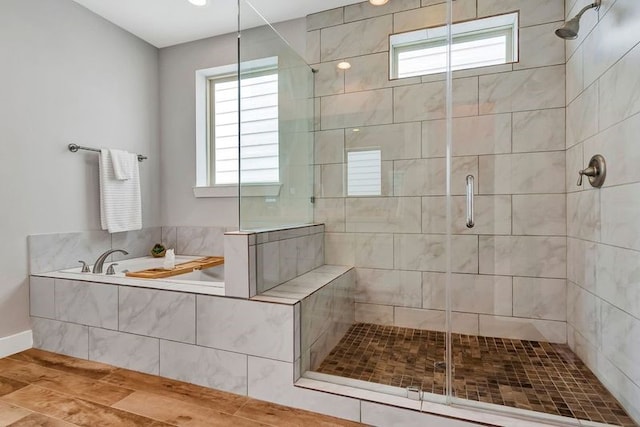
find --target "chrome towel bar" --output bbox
[68,143,147,162]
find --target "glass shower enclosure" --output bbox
[237,0,315,231]
[299,0,637,426]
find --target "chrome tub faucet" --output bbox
[92,249,128,274]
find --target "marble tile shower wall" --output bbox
[255,225,325,294]
[27,226,232,274]
[309,0,568,342]
[564,0,640,421]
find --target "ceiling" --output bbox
[72,0,364,48]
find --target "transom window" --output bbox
[390,12,519,79]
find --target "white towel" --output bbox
[99,149,142,233]
[110,149,136,180]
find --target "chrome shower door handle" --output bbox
[465,175,475,229]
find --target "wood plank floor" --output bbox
[0,349,364,427]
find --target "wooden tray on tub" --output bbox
[125,256,224,279]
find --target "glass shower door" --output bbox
[301,0,454,406]
[444,0,562,418]
[444,2,636,426]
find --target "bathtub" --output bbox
[40,255,226,296]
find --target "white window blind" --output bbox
[396,32,509,78]
[347,150,381,196]
[210,71,279,185]
[391,12,518,79]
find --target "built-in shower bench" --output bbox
[251,264,352,303]
[251,264,356,379]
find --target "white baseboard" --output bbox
[0,330,33,358]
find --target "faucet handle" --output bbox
[106,263,119,276]
[78,261,90,273]
[577,154,607,188]
[577,169,587,186]
[578,166,597,186]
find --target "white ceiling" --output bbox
[72,0,363,48]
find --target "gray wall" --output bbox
[310,0,568,342]
[0,0,161,339]
[565,0,640,421]
[158,18,307,228]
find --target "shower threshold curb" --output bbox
[296,374,613,427]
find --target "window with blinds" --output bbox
[390,12,518,79]
[208,69,279,185]
[347,150,382,196]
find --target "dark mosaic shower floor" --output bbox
[316,323,637,426]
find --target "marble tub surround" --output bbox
[31,251,226,303]
[173,225,234,256]
[28,226,232,275]
[31,269,225,298]
[565,0,640,422]
[31,317,89,360]
[28,230,111,274]
[110,227,162,261]
[119,286,196,343]
[28,268,384,423]
[30,277,296,395]
[55,279,118,330]
[28,276,55,320]
[28,227,161,274]
[28,223,324,301]
[29,238,357,419]
[89,328,160,375]
[311,0,568,343]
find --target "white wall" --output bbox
[158,18,307,228]
[565,0,640,421]
[0,0,161,339]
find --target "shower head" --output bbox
[555,16,581,40]
[555,0,601,40]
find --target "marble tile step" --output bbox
[252,265,352,304]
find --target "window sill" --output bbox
[193,184,282,198]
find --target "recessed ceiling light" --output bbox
[188,0,207,6]
[369,0,389,5]
[352,128,360,132]
[337,61,351,70]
